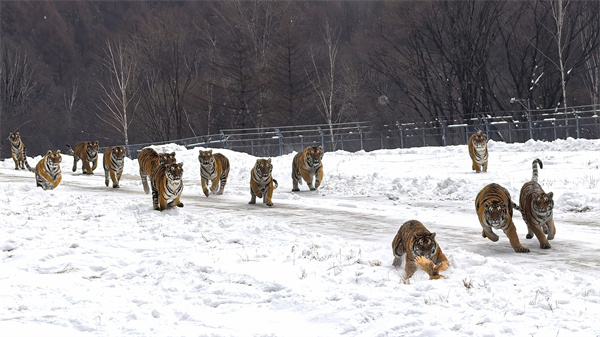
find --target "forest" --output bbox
[1,0,599,157]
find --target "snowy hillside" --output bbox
[1,138,599,336]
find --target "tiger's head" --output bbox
[411,232,438,260]
[111,146,126,160]
[165,162,184,182]
[87,141,100,153]
[46,150,62,167]
[471,132,487,149]
[483,201,509,229]
[306,146,324,166]
[254,158,273,180]
[533,192,554,216]
[198,150,214,167]
[158,152,177,166]
[8,132,21,145]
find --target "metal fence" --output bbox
[120,106,599,159]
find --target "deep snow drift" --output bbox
[1,138,599,336]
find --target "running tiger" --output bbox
[249,158,278,207]
[517,159,555,249]
[292,145,324,191]
[138,147,177,194]
[35,150,62,190]
[103,146,126,188]
[8,132,33,171]
[151,162,184,211]
[475,183,529,253]
[67,141,99,174]
[391,220,449,280]
[468,131,488,173]
[198,150,230,197]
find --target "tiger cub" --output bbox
[249,158,278,207]
[198,150,230,197]
[292,145,324,191]
[391,220,449,279]
[475,183,529,253]
[468,132,488,173]
[8,132,33,171]
[138,148,177,194]
[517,159,555,249]
[35,150,62,190]
[67,141,99,174]
[150,162,184,211]
[103,146,126,188]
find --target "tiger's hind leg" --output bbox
[72,157,79,172]
[392,235,405,267]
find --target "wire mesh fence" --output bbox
[119,106,599,159]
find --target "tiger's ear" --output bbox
[207,150,212,155]
[256,159,261,164]
[267,158,271,163]
[178,162,183,168]
[430,232,436,239]
[46,150,53,155]
[318,145,323,150]
[170,152,176,157]
[56,150,61,154]
[548,192,553,199]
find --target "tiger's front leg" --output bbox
[482,161,488,173]
[210,178,220,194]
[151,185,160,210]
[83,160,93,174]
[472,160,481,173]
[104,170,110,187]
[12,155,19,170]
[300,169,315,190]
[72,157,79,172]
[92,158,98,172]
[314,166,323,189]
[249,187,261,204]
[264,183,274,207]
[201,177,210,197]
[546,219,556,240]
[404,256,418,279]
[503,222,530,252]
[110,170,119,188]
[481,225,499,242]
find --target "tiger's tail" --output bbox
[531,158,543,182]
[66,144,74,156]
[273,179,279,189]
[23,148,34,172]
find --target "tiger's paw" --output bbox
[177,203,184,208]
[514,246,530,253]
[526,233,533,239]
[540,243,551,249]
[113,185,120,188]
[292,188,299,192]
[266,202,273,207]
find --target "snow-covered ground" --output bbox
[1,138,599,337]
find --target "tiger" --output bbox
[517,159,555,249]
[8,132,33,171]
[34,150,62,190]
[150,162,184,211]
[138,147,177,194]
[67,141,100,174]
[249,158,278,207]
[292,145,324,191]
[103,146,126,188]
[391,220,449,279]
[468,131,488,173]
[198,150,230,197]
[475,183,529,253]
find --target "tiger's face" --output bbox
[307,146,324,166]
[46,150,62,167]
[87,141,100,154]
[165,163,184,182]
[533,192,554,216]
[412,233,438,260]
[158,152,177,166]
[112,147,125,160]
[471,133,487,149]
[483,201,508,229]
[198,150,214,166]
[255,159,273,179]
[8,132,21,145]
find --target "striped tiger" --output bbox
[138,147,177,194]
[249,158,278,207]
[150,162,184,211]
[8,132,33,171]
[292,145,324,191]
[391,220,449,279]
[468,132,488,173]
[475,183,529,253]
[67,141,99,174]
[34,150,62,190]
[198,150,230,197]
[517,159,555,249]
[103,146,126,188]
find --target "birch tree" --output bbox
[96,38,138,148]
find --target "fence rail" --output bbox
[119,107,599,159]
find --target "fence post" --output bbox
[422,128,426,146]
[553,121,557,140]
[400,128,404,148]
[220,132,228,149]
[318,127,325,151]
[274,128,284,156]
[442,123,447,146]
[358,125,364,150]
[576,115,580,139]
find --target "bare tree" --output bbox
[96,38,138,148]
[307,19,342,150]
[62,78,79,143]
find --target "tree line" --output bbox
[1,0,599,157]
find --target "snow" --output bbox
[1,138,599,337]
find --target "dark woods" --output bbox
[1,1,599,157]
